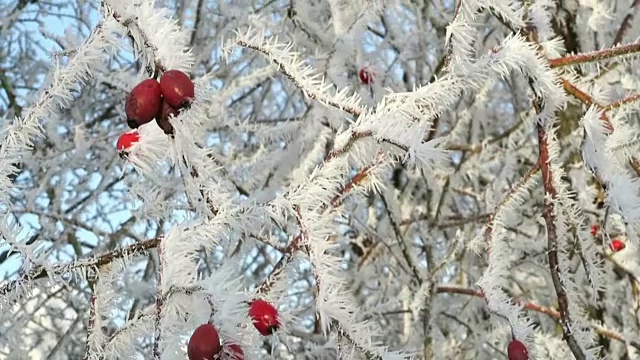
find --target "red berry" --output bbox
[507,339,529,360]
[156,100,179,135]
[125,79,163,128]
[590,224,599,236]
[359,68,374,84]
[610,239,625,252]
[116,131,140,154]
[159,70,195,109]
[187,323,221,360]
[249,300,280,335]
[221,343,244,360]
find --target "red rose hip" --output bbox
[156,100,179,135]
[187,323,222,360]
[507,339,529,360]
[159,70,195,109]
[249,299,280,335]
[125,79,162,128]
[116,131,139,158]
[610,239,625,252]
[359,68,374,84]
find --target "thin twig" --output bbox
[0,237,160,296]
[83,285,98,360]
[549,42,640,68]
[535,102,586,360]
[152,242,164,359]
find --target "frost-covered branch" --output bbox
[232,28,366,117]
[549,42,640,68]
[537,125,587,360]
[0,237,160,297]
[6,1,640,359]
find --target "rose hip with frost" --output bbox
[610,239,625,252]
[156,100,178,135]
[359,67,374,84]
[187,323,221,360]
[249,299,280,335]
[116,131,139,158]
[125,79,163,128]
[159,69,195,109]
[507,339,529,360]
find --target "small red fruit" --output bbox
[221,344,244,360]
[125,79,163,128]
[590,224,599,236]
[156,100,179,135]
[159,70,195,109]
[610,239,625,252]
[359,68,374,84]
[187,323,222,360]
[249,299,280,335]
[507,339,529,360]
[116,131,140,156]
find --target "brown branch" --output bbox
[612,0,640,47]
[604,93,640,111]
[379,192,423,283]
[520,24,586,358]
[237,39,364,118]
[82,287,98,360]
[549,42,640,68]
[435,285,640,351]
[152,242,164,359]
[560,79,640,177]
[257,148,389,294]
[400,213,491,228]
[104,3,165,76]
[537,122,585,360]
[0,237,160,296]
[330,165,372,208]
[256,233,302,294]
[484,164,540,248]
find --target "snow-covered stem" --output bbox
[152,242,163,359]
[549,42,640,68]
[537,124,587,360]
[0,237,160,296]
[83,282,98,360]
[9,1,640,359]
[234,30,366,118]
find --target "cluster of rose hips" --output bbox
[116,70,195,156]
[187,299,280,360]
[590,224,626,252]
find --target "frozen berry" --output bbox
[116,131,139,158]
[221,343,243,360]
[125,79,163,128]
[156,100,178,135]
[590,224,598,236]
[610,239,625,252]
[249,299,280,335]
[187,323,221,360]
[507,339,529,360]
[159,69,194,109]
[359,68,374,84]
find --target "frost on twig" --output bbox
[5,1,640,359]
